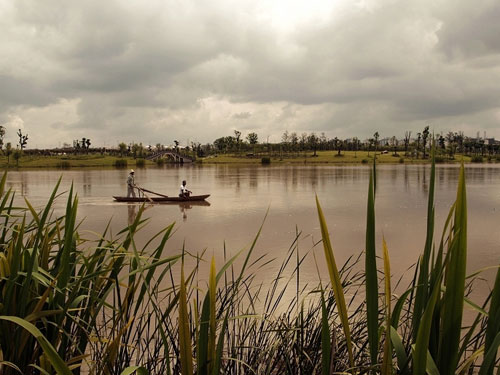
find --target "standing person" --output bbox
[179,180,191,198]
[127,169,136,198]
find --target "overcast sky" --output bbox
[1,0,500,148]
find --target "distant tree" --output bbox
[319,132,328,150]
[290,132,298,151]
[353,137,359,157]
[118,142,127,157]
[13,149,22,167]
[390,136,398,156]
[214,136,235,153]
[86,138,91,150]
[416,132,421,158]
[367,138,374,157]
[0,125,5,150]
[373,132,379,153]
[234,130,242,153]
[131,143,141,159]
[5,142,12,164]
[404,131,412,156]
[299,133,307,151]
[246,132,258,145]
[174,140,179,152]
[17,129,28,150]
[422,126,430,159]
[438,135,445,151]
[307,133,318,156]
[334,137,342,155]
[281,130,289,144]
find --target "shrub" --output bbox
[399,157,404,163]
[156,158,165,166]
[471,155,483,163]
[361,159,369,164]
[136,158,146,168]
[113,158,128,168]
[261,157,271,164]
[434,156,445,163]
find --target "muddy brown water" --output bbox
[5,164,500,308]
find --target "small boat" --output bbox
[113,194,210,203]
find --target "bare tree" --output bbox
[17,129,28,150]
[422,126,430,159]
[404,131,412,156]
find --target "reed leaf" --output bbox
[390,327,409,373]
[482,265,500,375]
[209,256,217,374]
[438,163,467,375]
[479,333,500,375]
[121,366,149,375]
[0,316,72,375]
[365,170,379,366]
[412,145,435,340]
[320,289,331,375]
[381,238,392,375]
[412,272,441,375]
[179,261,194,375]
[315,196,354,368]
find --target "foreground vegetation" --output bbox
[0,150,499,374]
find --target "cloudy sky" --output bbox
[1,0,500,148]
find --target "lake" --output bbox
[5,164,500,304]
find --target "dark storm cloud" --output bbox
[0,0,499,147]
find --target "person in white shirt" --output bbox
[127,170,136,198]
[179,180,191,198]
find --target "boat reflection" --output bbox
[127,203,154,225]
[177,201,211,221]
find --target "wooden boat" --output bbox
[113,194,210,203]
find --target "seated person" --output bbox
[179,180,192,198]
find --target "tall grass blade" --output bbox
[482,266,500,375]
[412,144,435,339]
[179,261,194,375]
[381,238,392,375]
[315,196,354,368]
[412,269,442,375]
[438,163,467,375]
[208,256,217,374]
[479,333,500,375]
[0,316,72,375]
[320,290,331,375]
[365,170,379,366]
[121,366,149,375]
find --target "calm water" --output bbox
[5,164,500,302]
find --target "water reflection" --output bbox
[4,164,500,303]
[128,204,137,225]
[177,201,211,221]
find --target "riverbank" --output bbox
[199,150,484,164]
[1,151,498,169]
[0,154,156,169]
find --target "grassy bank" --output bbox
[2,151,499,169]
[200,150,483,164]
[0,151,499,374]
[0,155,155,169]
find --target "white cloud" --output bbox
[0,0,499,148]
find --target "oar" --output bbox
[139,187,169,198]
[136,186,154,203]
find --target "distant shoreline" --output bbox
[0,151,497,169]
